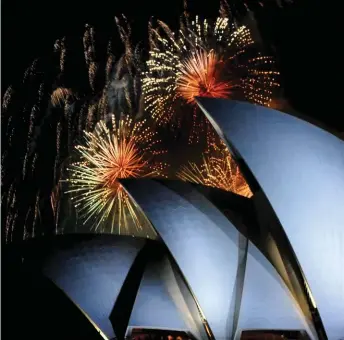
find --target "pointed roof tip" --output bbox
[195,96,220,103]
[195,96,248,108]
[194,97,225,138]
[194,96,213,106]
[195,97,253,137]
[117,178,130,186]
[195,96,231,111]
[195,96,218,117]
[118,178,154,194]
[119,178,163,185]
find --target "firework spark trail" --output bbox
[1,86,14,120]
[53,122,63,184]
[4,116,13,147]
[22,59,39,85]
[34,85,75,175]
[86,103,98,132]
[66,114,167,235]
[65,101,77,152]
[83,24,98,92]
[6,190,18,243]
[113,15,145,116]
[55,199,61,234]
[32,191,40,238]
[60,38,66,73]
[55,37,67,73]
[23,83,46,179]
[5,186,15,242]
[98,90,108,121]
[2,61,49,242]
[77,102,88,136]
[10,211,18,243]
[221,0,293,18]
[51,186,59,214]
[252,0,294,9]
[106,41,116,82]
[2,16,145,243]
[6,183,14,210]
[31,153,38,176]
[23,104,38,179]
[51,87,74,107]
[219,0,232,18]
[1,152,7,184]
[115,15,133,69]
[2,73,47,244]
[148,19,157,50]
[177,141,252,198]
[23,207,31,240]
[143,8,279,146]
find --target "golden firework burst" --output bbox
[177,141,252,198]
[142,13,279,151]
[143,15,279,131]
[66,114,168,235]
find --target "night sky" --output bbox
[2,0,340,133]
[1,0,342,240]
[1,2,341,337]
[2,0,341,243]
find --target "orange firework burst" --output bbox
[177,141,252,198]
[143,14,280,144]
[92,131,148,185]
[66,114,167,235]
[177,50,232,104]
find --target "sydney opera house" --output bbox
[3,99,344,340]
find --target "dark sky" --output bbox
[2,0,342,132]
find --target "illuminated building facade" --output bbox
[4,99,343,340]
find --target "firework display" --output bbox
[1,1,281,243]
[1,18,143,242]
[177,141,252,197]
[143,11,279,139]
[66,114,167,235]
